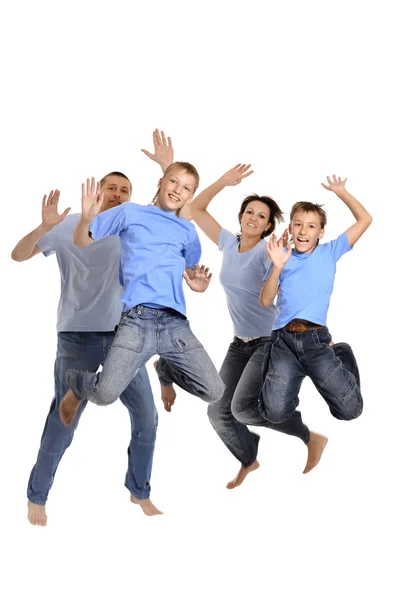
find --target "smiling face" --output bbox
[240,200,271,239]
[289,210,324,253]
[101,175,132,211]
[155,168,196,212]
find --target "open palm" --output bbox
[42,190,71,227]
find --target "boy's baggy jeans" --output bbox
[259,327,363,423]
[66,306,225,409]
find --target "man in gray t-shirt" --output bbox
[12,130,173,524]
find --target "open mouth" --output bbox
[168,194,180,203]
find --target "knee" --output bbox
[203,378,226,405]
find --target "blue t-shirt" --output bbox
[90,203,201,316]
[37,213,124,332]
[219,229,277,337]
[264,232,352,330]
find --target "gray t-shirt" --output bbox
[37,213,123,332]
[218,228,277,337]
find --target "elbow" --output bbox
[260,295,271,308]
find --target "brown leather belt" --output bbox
[283,321,323,333]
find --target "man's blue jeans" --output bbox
[28,331,157,504]
[256,327,363,423]
[66,306,225,408]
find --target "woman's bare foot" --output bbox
[153,360,176,412]
[226,460,260,489]
[130,494,163,516]
[27,501,47,526]
[59,389,81,427]
[303,432,328,474]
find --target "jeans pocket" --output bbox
[57,332,85,360]
[311,328,332,348]
[113,319,145,353]
[171,321,202,352]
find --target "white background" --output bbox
[1,1,397,599]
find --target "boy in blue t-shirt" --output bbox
[59,162,225,433]
[235,174,372,425]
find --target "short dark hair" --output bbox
[100,171,132,193]
[238,194,284,239]
[290,202,327,229]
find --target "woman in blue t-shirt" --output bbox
[156,164,328,489]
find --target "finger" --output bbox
[161,130,167,145]
[240,164,252,173]
[332,174,337,182]
[182,271,189,282]
[61,207,72,219]
[91,177,96,196]
[82,182,86,197]
[326,176,332,185]
[141,149,153,158]
[86,178,90,196]
[53,189,60,205]
[42,194,47,209]
[321,183,329,189]
[155,128,161,145]
[207,272,213,281]
[167,136,172,147]
[241,170,254,179]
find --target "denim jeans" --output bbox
[28,331,157,505]
[206,337,310,466]
[259,327,363,423]
[66,306,225,408]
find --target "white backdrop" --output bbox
[1,1,397,599]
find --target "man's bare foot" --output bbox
[226,460,260,489]
[27,501,47,526]
[153,360,176,412]
[59,388,81,427]
[130,494,163,516]
[303,431,328,474]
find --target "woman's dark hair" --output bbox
[237,194,284,239]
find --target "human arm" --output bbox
[11,190,71,261]
[183,264,212,293]
[188,164,254,245]
[321,175,372,247]
[259,231,291,307]
[141,129,174,174]
[73,178,104,246]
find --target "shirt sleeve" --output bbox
[325,232,352,262]
[36,229,56,257]
[183,228,202,269]
[90,204,128,240]
[218,228,236,251]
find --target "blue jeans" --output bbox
[66,306,225,408]
[259,327,363,423]
[159,337,310,467]
[28,331,157,504]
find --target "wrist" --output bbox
[38,222,54,234]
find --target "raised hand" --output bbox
[81,177,104,222]
[266,230,291,268]
[219,164,254,187]
[141,129,174,170]
[183,264,213,293]
[41,190,71,229]
[321,174,348,193]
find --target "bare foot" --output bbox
[303,431,328,474]
[59,388,81,427]
[27,501,47,526]
[130,494,163,516]
[226,460,260,489]
[154,360,176,412]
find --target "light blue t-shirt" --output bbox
[264,232,352,330]
[219,229,277,337]
[90,203,201,316]
[37,213,124,332]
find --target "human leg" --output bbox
[27,332,104,524]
